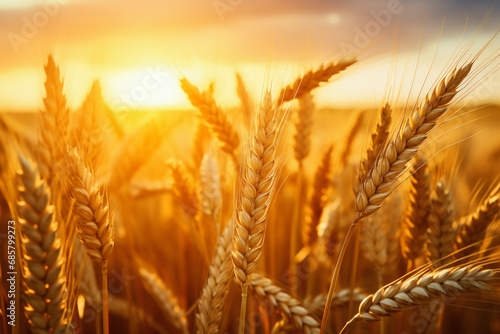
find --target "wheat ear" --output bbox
[426,180,455,268]
[321,63,473,333]
[38,55,70,183]
[181,78,240,159]
[456,191,499,256]
[401,161,430,267]
[232,91,280,333]
[279,58,356,103]
[236,72,253,125]
[167,159,199,217]
[66,148,113,333]
[195,221,234,334]
[139,268,188,334]
[17,156,68,333]
[302,145,334,247]
[294,92,314,164]
[249,273,320,334]
[108,118,165,194]
[355,103,392,193]
[341,265,495,333]
[199,151,222,230]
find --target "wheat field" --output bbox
[1,8,500,334]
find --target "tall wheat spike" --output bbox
[38,55,70,183]
[181,78,240,159]
[17,156,68,333]
[66,148,114,333]
[167,159,199,217]
[232,91,281,333]
[278,58,357,103]
[195,221,233,334]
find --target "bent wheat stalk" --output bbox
[249,273,320,334]
[139,268,188,334]
[278,58,356,103]
[321,62,473,333]
[181,78,240,160]
[231,92,281,334]
[340,265,495,333]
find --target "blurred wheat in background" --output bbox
[1,1,500,334]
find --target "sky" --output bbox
[0,0,499,111]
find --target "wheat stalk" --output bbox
[355,63,472,218]
[17,156,68,333]
[195,221,234,334]
[321,62,473,333]
[232,91,281,333]
[294,93,315,164]
[456,191,500,256]
[302,145,334,247]
[249,273,321,334]
[279,58,356,103]
[66,148,114,333]
[426,180,455,268]
[38,55,70,183]
[181,78,240,159]
[139,267,188,334]
[345,265,495,329]
[355,103,392,193]
[401,161,430,267]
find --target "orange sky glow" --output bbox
[0,0,499,112]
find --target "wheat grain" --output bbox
[305,288,367,317]
[17,156,68,333]
[249,273,321,334]
[279,58,356,103]
[195,221,234,334]
[181,78,240,158]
